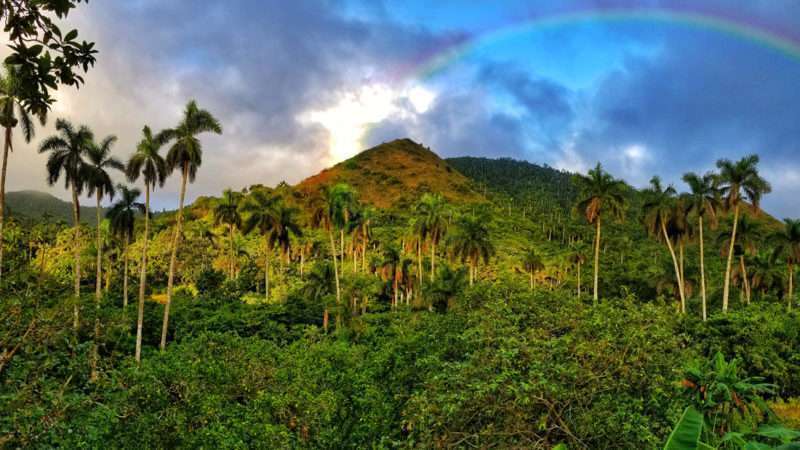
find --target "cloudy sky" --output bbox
[6,0,800,216]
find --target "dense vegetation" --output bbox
[1,2,799,448]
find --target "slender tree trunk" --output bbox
[661,221,686,313]
[739,255,751,304]
[417,240,423,294]
[329,227,340,304]
[322,308,329,332]
[161,164,188,352]
[393,274,398,308]
[123,233,129,311]
[91,192,102,381]
[229,223,234,279]
[699,216,707,321]
[679,240,685,299]
[592,217,601,303]
[0,126,11,282]
[299,246,304,279]
[431,240,436,282]
[72,186,81,331]
[577,262,581,298]
[722,204,740,313]
[264,238,270,302]
[340,229,344,269]
[469,261,474,286]
[788,264,794,311]
[135,183,150,363]
[362,238,367,273]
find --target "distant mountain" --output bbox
[6,190,107,225]
[296,138,483,208]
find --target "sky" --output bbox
[5,0,800,217]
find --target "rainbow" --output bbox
[391,5,800,82]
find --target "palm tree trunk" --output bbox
[229,223,234,279]
[679,240,685,299]
[661,221,686,313]
[722,204,740,313]
[322,308,329,332]
[95,192,103,300]
[577,262,581,298]
[135,182,150,363]
[264,238,270,302]
[417,240,423,293]
[739,255,751,304]
[0,126,11,282]
[469,260,474,286]
[431,240,436,282]
[123,233,129,311]
[788,263,794,311]
[91,191,102,382]
[161,164,188,352]
[699,216,707,321]
[299,246,304,279]
[529,271,533,290]
[340,229,344,269]
[593,217,601,303]
[71,186,81,331]
[328,227,340,304]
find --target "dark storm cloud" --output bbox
[568,30,800,215]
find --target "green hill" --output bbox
[6,190,107,225]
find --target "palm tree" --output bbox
[0,64,46,281]
[126,125,168,363]
[106,185,144,312]
[213,188,242,279]
[379,243,402,308]
[448,213,495,286]
[572,163,627,303]
[719,215,763,306]
[522,248,544,290]
[84,135,123,302]
[682,172,720,321]
[716,155,771,312]
[269,203,302,275]
[771,218,800,310]
[312,183,356,306]
[158,100,221,351]
[240,189,279,302]
[642,176,687,313]
[84,135,123,382]
[39,119,93,330]
[416,193,449,281]
[568,243,588,298]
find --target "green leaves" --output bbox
[663,407,706,450]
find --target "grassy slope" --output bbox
[295,138,483,208]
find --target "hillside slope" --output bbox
[296,139,482,208]
[6,190,106,225]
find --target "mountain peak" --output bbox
[296,138,482,208]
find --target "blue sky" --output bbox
[7,0,800,217]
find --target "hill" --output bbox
[296,138,482,208]
[6,190,107,225]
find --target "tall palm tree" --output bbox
[126,125,168,363]
[568,243,588,298]
[39,119,93,330]
[106,185,144,312]
[312,183,356,306]
[269,203,302,275]
[84,135,123,302]
[642,176,686,313]
[213,188,242,279]
[522,248,544,290]
[682,172,721,321]
[84,135,123,382]
[771,218,800,310]
[448,213,495,286]
[240,189,279,301]
[716,155,771,312]
[572,163,627,303]
[670,196,691,299]
[0,64,46,281]
[158,100,221,351]
[416,193,449,281]
[719,215,764,306]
